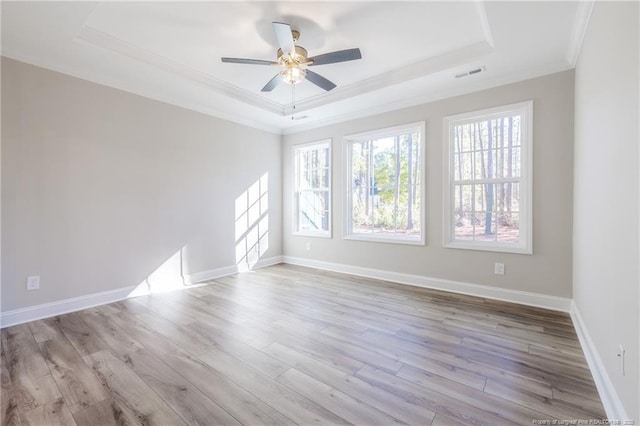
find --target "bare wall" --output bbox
[1,57,282,312]
[283,70,575,298]
[573,1,639,419]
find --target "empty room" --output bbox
[1,1,638,425]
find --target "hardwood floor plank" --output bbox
[322,326,487,389]
[161,349,295,425]
[1,347,22,426]
[72,397,141,426]
[21,398,76,426]
[123,349,241,425]
[2,325,63,413]
[277,367,407,425]
[27,319,65,344]
[396,364,564,424]
[430,412,468,426]
[129,295,197,326]
[105,310,185,357]
[356,364,513,425]
[131,312,216,356]
[198,346,351,425]
[263,342,437,425]
[484,379,605,420]
[186,320,289,379]
[85,350,183,425]
[79,312,143,357]
[253,319,365,375]
[55,314,109,357]
[38,337,109,414]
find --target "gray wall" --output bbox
[573,2,639,419]
[283,70,575,298]
[1,57,282,312]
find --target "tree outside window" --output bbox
[345,122,424,244]
[294,140,331,237]
[444,101,532,254]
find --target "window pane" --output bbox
[294,141,331,234]
[347,124,423,242]
[446,102,530,252]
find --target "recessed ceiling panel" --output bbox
[82,2,489,105]
[1,1,587,133]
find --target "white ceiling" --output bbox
[1,1,592,134]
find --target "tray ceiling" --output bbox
[1,1,591,134]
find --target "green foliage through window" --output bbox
[346,123,424,242]
[444,101,532,254]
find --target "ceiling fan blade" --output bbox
[309,48,362,66]
[221,57,277,65]
[305,69,337,91]
[273,21,295,56]
[261,74,282,92]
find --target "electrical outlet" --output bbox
[494,263,505,275]
[617,345,626,376]
[305,242,311,251]
[27,276,40,291]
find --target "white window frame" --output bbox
[344,121,425,245]
[293,139,332,238]
[443,101,533,254]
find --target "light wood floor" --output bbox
[2,264,605,425]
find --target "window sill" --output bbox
[444,240,532,255]
[345,234,425,246]
[293,231,332,239]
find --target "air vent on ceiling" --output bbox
[455,66,486,79]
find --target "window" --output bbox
[293,140,331,236]
[443,101,532,254]
[345,122,424,244]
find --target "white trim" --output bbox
[293,139,332,238]
[0,256,283,328]
[344,121,426,245]
[566,0,595,68]
[443,100,533,255]
[76,25,283,116]
[570,301,629,420]
[0,285,136,329]
[184,256,283,284]
[282,256,571,312]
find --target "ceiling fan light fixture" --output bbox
[281,65,307,85]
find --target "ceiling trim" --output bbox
[566,0,594,67]
[76,25,285,116]
[76,20,494,119]
[289,41,494,113]
[476,1,496,49]
[283,60,574,135]
[0,50,283,135]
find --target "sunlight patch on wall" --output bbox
[128,248,206,297]
[235,173,269,271]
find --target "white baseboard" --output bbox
[184,256,283,284]
[570,301,628,420]
[282,256,572,312]
[0,256,283,328]
[0,285,137,329]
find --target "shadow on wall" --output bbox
[126,173,270,298]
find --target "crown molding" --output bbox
[566,0,594,68]
[287,41,494,114]
[76,24,494,122]
[0,51,283,135]
[282,61,572,135]
[75,25,285,116]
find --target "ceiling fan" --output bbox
[221,22,362,93]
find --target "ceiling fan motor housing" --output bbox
[277,46,309,65]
